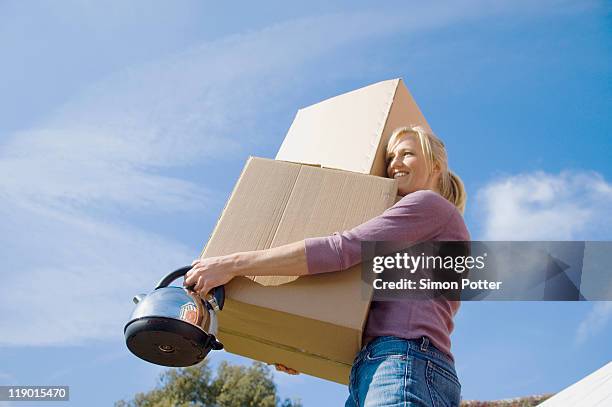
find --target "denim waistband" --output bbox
[359,336,455,372]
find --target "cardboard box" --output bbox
[201,157,397,384]
[276,78,431,177]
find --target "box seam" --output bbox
[219,327,353,367]
[268,164,305,248]
[366,78,400,174]
[249,161,303,283]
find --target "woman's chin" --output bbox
[397,186,415,196]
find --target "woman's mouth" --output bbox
[393,171,409,179]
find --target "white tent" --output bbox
[539,361,612,406]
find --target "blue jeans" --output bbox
[345,336,461,407]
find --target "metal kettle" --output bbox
[124,265,225,367]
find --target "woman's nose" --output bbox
[387,158,401,176]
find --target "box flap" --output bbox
[275,78,431,177]
[202,157,301,257]
[370,78,431,176]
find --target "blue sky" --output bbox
[0,0,610,405]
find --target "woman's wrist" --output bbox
[223,241,308,278]
[228,251,253,277]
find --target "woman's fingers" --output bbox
[184,271,197,287]
[192,276,202,293]
[185,260,205,287]
[273,364,299,375]
[196,277,212,297]
[184,256,235,297]
[185,264,213,297]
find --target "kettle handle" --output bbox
[154,265,225,311]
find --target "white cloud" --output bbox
[575,302,612,344]
[476,171,612,240]
[476,171,612,343]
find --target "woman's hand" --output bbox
[184,256,237,297]
[272,363,300,375]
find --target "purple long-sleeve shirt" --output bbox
[304,189,470,360]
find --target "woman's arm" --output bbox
[185,190,457,296]
[184,240,308,296]
[236,240,309,277]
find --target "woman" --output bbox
[185,125,469,406]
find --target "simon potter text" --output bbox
[371,252,503,291]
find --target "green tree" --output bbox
[115,361,302,407]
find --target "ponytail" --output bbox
[439,170,467,215]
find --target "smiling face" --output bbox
[386,133,440,196]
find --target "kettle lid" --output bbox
[124,316,223,367]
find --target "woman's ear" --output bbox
[432,161,442,174]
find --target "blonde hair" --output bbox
[387,125,467,214]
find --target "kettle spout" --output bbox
[133,294,147,304]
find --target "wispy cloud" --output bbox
[576,302,612,344]
[0,7,407,348]
[0,371,14,382]
[2,11,396,347]
[0,200,194,346]
[476,171,612,240]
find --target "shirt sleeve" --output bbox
[304,190,456,274]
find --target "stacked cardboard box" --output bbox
[200,78,431,384]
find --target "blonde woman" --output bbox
[185,126,469,406]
